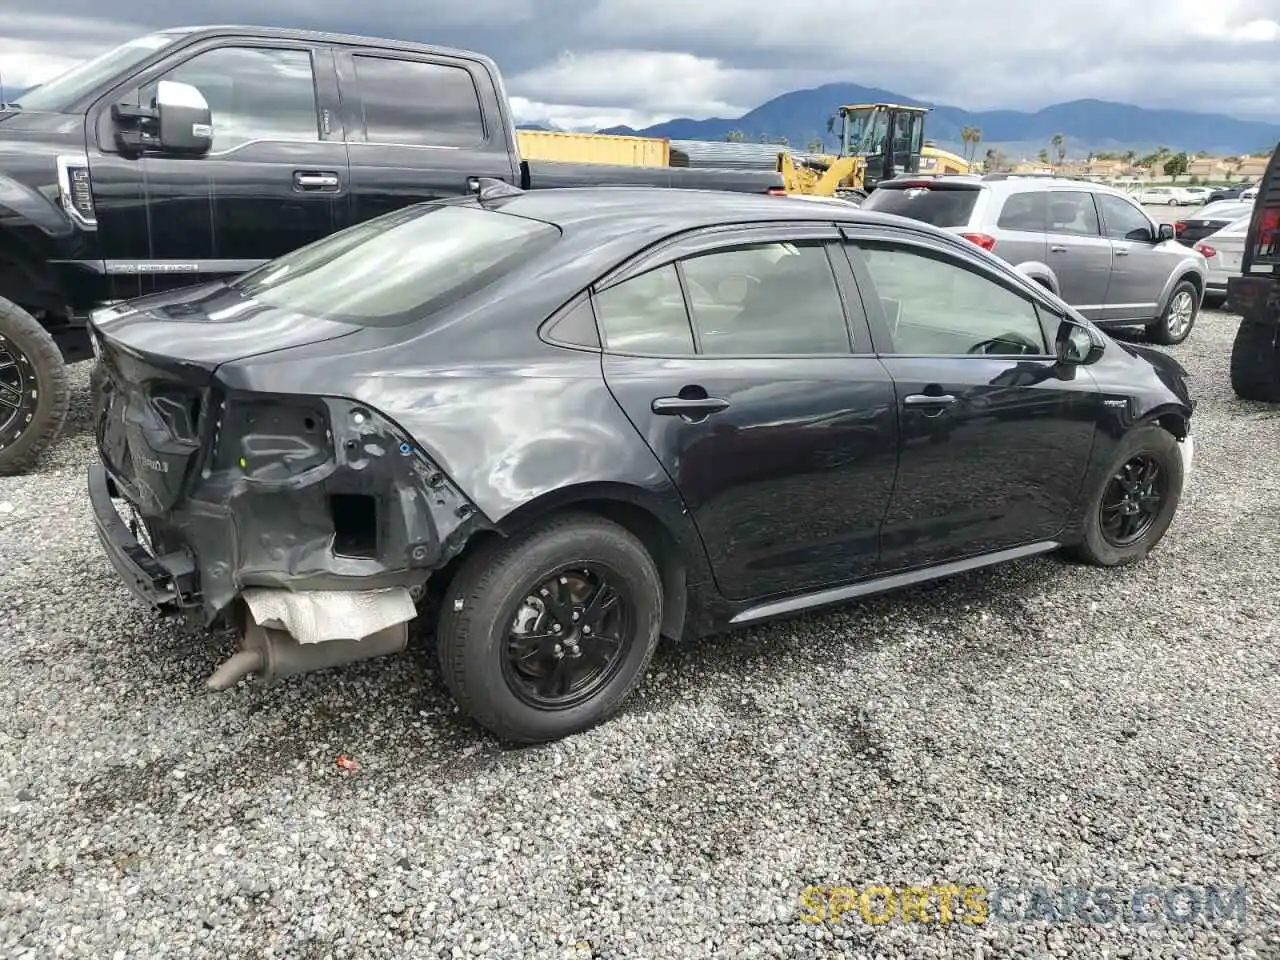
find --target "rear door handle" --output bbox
[294,171,340,191]
[1050,245,1068,253]
[903,393,956,406]
[651,396,730,416]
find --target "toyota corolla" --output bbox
[87,183,1196,744]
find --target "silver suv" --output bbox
[861,174,1209,344]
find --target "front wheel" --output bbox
[1067,424,1185,567]
[436,513,663,744]
[0,295,70,476]
[1147,281,1199,345]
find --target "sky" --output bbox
[3,1,1278,131]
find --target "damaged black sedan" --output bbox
[88,183,1195,744]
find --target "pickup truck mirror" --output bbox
[155,80,212,155]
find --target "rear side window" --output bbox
[230,204,559,325]
[352,55,486,147]
[1047,192,1101,236]
[996,192,1046,231]
[861,185,980,227]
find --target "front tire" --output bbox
[1229,315,1280,402]
[1147,280,1199,345]
[0,295,70,476]
[1068,424,1184,566]
[436,513,663,744]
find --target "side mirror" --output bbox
[155,80,212,155]
[1157,222,1176,242]
[1056,319,1105,365]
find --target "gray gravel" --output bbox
[1,308,1278,959]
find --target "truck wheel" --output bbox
[0,295,70,476]
[436,513,663,744]
[1229,315,1280,402]
[1067,424,1184,567]
[1146,280,1198,345]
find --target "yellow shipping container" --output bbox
[516,130,670,167]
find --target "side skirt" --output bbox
[728,541,1061,626]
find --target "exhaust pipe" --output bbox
[206,609,410,691]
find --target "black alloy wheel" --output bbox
[0,335,35,448]
[1099,453,1166,547]
[502,564,633,709]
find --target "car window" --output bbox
[1095,195,1154,241]
[594,265,695,355]
[351,55,486,147]
[860,185,981,227]
[996,192,1047,231]
[853,242,1047,356]
[230,203,560,326]
[678,242,851,355]
[1047,191,1101,236]
[141,46,319,150]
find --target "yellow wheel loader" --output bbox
[777,103,935,200]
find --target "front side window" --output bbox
[352,56,486,147]
[231,203,560,325]
[141,46,319,150]
[1047,191,1101,237]
[1096,194,1154,242]
[854,242,1047,356]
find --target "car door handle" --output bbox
[293,171,340,191]
[1050,245,1068,253]
[903,393,957,406]
[1114,245,1131,256]
[651,396,730,416]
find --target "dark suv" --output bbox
[861,174,1208,345]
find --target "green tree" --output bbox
[1038,148,1050,164]
[725,129,745,143]
[1051,133,1066,170]
[1163,151,1189,179]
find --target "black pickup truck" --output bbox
[1226,141,1280,403]
[0,25,785,473]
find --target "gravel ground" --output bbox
[1,307,1278,959]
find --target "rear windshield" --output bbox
[861,185,980,227]
[230,203,560,325]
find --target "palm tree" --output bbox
[968,127,983,168]
[1051,133,1066,171]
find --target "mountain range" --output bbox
[587,83,1280,158]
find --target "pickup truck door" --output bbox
[332,47,520,222]
[86,37,350,299]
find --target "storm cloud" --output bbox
[3,0,1278,130]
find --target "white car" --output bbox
[1240,186,1258,201]
[1194,214,1252,304]
[1137,185,1200,206]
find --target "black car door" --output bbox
[332,48,519,223]
[838,226,1103,572]
[87,36,350,299]
[596,223,900,603]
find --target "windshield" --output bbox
[230,202,561,325]
[11,31,191,111]
[861,184,981,227]
[843,108,889,156]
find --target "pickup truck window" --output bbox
[140,47,320,150]
[229,203,560,325]
[11,30,192,112]
[351,55,486,147]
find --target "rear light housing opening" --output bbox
[1194,243,1216,258]
[961,232,997,251]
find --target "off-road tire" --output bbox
[1067,424,1184,567]
[1229,315,1280,402]
[0,295,70,475]
[436,513,663,744]
[1146,280,1199,345]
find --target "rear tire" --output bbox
[0,295,70,476]
[436,513,663,744]
[1067,424,1184,567]
[1229,315,1280,402]
[1146,280,1198,345]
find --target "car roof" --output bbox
[481,186,907,233]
